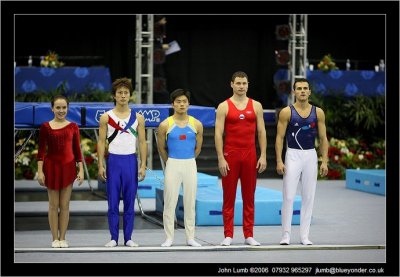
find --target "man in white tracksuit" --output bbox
[275,78,329,245]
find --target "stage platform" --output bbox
[14,179,386,265]
[346,169,385,195]
[155,185,301,226]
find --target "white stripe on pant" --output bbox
[163,158,197,241]
[281,147,318,241]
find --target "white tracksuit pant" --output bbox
[281,147,318,241]
[163,158,197,241]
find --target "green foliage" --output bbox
[67,91,113,102]
[309,91,348,138]
[344,95,385,131]
[15,87,113,103]
[309,92,386,180]
[16,90,65,102]
[309,92,385,142]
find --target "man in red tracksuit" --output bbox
[215,71,267,246]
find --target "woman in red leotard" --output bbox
[37,95,84,248]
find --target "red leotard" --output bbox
[37,122,83,190]
[222,98,257,238]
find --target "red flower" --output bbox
[375,148,384,156]
[364,152,374,160]
[23,170,34,180]
[327,169,342,180]
[85,156,94,165]
[359,141,368,149]
[328,146,341,158]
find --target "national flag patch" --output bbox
[179,134,187,140]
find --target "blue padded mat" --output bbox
[156,185,301,226]
[15,103,278,128]
[15,102,216,128]
[346,169,385,196]
[99,170,218,198]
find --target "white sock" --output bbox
[187,239,201,247]
[161,239,173,247]
[221,237,232,246]
[105,240,117,247]
[245,237,261,246]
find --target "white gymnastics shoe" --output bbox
[105,240,117,247]
[301,239,313,245]
[161,239,173,247]
[280,233,290,245]
[187,239,201,247]
[245,237,261,246]
[51,240,60,248]
[125,240,139,247]
[59,240,69,248]
[221,237,232,246]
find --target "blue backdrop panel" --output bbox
[263,110,276,123]
[307,70,385,96]
[15,102,216,128]
[346,169,385,195]
[32,103,82,127]
[156,186,302,226]
[15,66,112,94]
[83,103,172,128]
[274,69,385,96]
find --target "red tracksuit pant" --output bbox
[221,147,257,238]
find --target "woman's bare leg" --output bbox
[59,184,73,241]
[47,188,60,241]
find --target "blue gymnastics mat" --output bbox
[156,185,301,226]
[346,169,385,196]
[98,170,219,198]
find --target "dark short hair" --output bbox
[293,78,311,90]
[51,95,69,107]
[170,88,190,103]
[231,71,249,82]
[112,77,133,94]
[112,77,133,104]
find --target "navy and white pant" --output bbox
[106,153,138,244]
